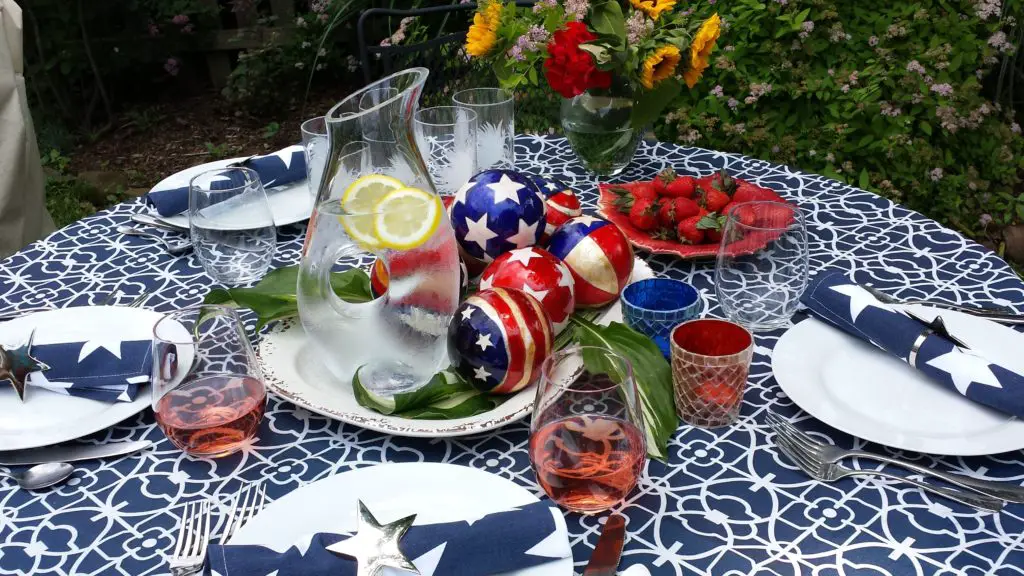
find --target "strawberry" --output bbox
[629,198,659,231]
[697,213,726,243]
[658,197,699,227]
[756,203,796,227]
[608,183,657,212]
[652,168,675,195]
[698,169,738,197]
[677,215,705,244]
[726,203,757,227]
[658,201,678,227]
[664,175,697,198]
[733,182,783,204]
[631,182,659,202]
[700,188,732,213]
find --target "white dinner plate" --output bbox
[0,306,191,451]
[258,259,653,438]
[230,462,572,576]
[153,156,314,230]
[772,304,1024,455]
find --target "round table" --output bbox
[1,136,1022,576]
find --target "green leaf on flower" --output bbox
[569,316,677,462]
[631,78,682,129]
[352,368,508,419]
[589,0,625,42]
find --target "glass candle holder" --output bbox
[670,319,754,428]
[621,278,701,358]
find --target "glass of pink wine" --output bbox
[151,305,267,458]
[529,346,647,514]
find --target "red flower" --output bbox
[543,22,612,98]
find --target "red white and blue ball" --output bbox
[480,247,575,334]
[449,169,546,262]
[545,216,634,308]
[448,287,553,395]
[529,174,583,241]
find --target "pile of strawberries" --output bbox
[608,169,786,244]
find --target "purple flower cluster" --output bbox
[744,83,773,104]
[710,85,725,97]
[381,16,416,47]
[989,31,1014,53]
[626,10,653,44]
[798,21,814,40]
[565,0,590,21]
[532,0,558,12]
[172,14,189,25]
[868,36,879,47]
[311,0,330,13]
[929,168,944,182]
[930,83,954,97]
[879,102,902,117]
[976,0,1001,20]
[507,25,550,61]
[906,60,926,75]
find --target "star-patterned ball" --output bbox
[448,287,553,395]
[546,216,634,308]
[479,247,576,334]
[530,174,583,242]
[449,169,546,262]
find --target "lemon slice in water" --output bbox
[340,175,403,247]
[373,187,443,250]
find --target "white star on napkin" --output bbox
[830,284,885,322]
[926,348,1003,395]
[78,335,124,361]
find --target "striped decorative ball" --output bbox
[546,216,634,308]
[480,247,576,334]
[447,287,554,394]
[529,174,583,242]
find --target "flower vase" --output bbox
[560,76,642,176]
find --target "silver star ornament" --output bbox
[0,329,49,402]
[326,500,420,576]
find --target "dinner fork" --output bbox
[221,484,267,542]
[861,284,1024,324]
[169,500,212,576]
[770,422,1004,512]
[767,413,1024,504]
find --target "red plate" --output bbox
[596,182,795,260]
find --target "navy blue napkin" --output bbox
[146,145,305,216]
[26,339,152,403]
[801,269,1024,418]
[205,500,569,576]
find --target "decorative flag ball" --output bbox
[530,174,583,242]
[546,216,634,308]
[480,247,576,334]
[449,169,546,262]
[448,287,553,395]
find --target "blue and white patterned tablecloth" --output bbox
[2,135,1023,576]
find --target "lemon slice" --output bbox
[340,174,404,247]
[373,187,443,250]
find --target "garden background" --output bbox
[21,0,1024,266]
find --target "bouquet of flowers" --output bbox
[464,0,721,129]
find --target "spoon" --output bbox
[117,226,193,256]
[0,462,74,490]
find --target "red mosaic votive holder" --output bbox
[670,319,754,428]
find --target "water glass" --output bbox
[530,346,646,514]
[670,319,753,428]
[414,106,478,196]
[301,116,328,199]
[621,278,701,358]
[714,201,809,331]
[189,167,277,285]
[452,88,514,170]
[152,305,266,457]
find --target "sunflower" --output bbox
[465,1,503,58]
[640,45,682,89]
[629,0,678,21]
[683,13,721,88]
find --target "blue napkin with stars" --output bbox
[26,339,152,403]
[146,145,306,216]
[205,500,569,576]
[801,269,1024,418]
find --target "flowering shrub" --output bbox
[656,1,1024,242]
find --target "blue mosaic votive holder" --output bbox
[622,278,702,358]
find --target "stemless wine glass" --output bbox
[152,305,267,457]
[529,346,646,513]
[715,201,809,331]
[413,106,478,196]
[452,88,514,170]
[301,116,329,199]
[189,167,277,285]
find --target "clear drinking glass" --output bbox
[452,88,514,170]
[151,305,267,457]
[670,319,754,428]
[298,68,461,398]
[189,167,277,285]
[529,346,646,514]
[714,201,809,331]
[301,116,328,199]
[413,106,478,196]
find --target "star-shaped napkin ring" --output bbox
[905,310,969,368]
[326,500,420,576]
[0,329,50,402]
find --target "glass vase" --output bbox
[560,76,642,176]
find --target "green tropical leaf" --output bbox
[352,368,508,419]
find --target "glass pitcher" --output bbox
[298,68,460,397]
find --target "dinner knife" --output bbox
[130,214,189,234]
[0,440,152,466]
[583,513,626,576]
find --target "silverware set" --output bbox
[861,284,1024,325]
[117,225,192,256]
[170,484,267,576]
[767,413,1022,512]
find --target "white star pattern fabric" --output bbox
[828,284,883,322]
[22,338,152,402]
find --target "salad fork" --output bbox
[770,421,1004,512]
[221,484,267,542]
[169,501,212,576]
[767,413,1024,504]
